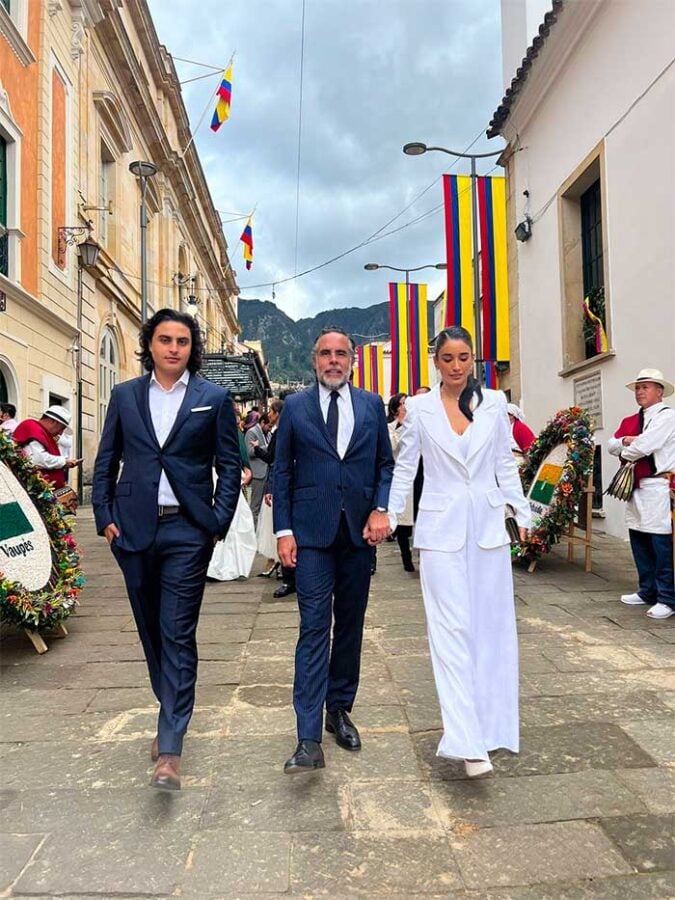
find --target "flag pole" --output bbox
[181,51,235,159]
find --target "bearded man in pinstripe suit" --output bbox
[273,327,394,773]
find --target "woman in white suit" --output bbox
[388,327,531,778]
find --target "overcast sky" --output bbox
[148,0,507,321]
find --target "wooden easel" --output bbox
[24,622,69,654]
[562,475,595,572]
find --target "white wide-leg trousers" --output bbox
[419,536,519,760]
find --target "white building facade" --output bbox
[491,0,675,538]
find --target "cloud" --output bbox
[148,0,504,321]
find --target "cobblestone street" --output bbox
[1,511,673,897]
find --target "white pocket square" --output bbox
[190,406,212,413]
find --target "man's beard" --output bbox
[318,373,348,390]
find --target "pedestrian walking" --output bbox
[92,308,241,790]
[387,326,531,778]
[273,327,393,773]
[608,368,675,620]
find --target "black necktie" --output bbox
[638,408,645,433]
[327,390,339,445]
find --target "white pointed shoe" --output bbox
[620,592,648,606]
[464,758,493,779]
[646,602,675,620]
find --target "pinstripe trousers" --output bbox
[293,514,372,741]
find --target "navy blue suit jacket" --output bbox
[92,373,241,552]
[272,384,394,548]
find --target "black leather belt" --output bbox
[158,505,181,517]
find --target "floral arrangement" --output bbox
[0,430,84,631]
[515,406,595,565]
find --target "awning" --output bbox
[200,352,271,402]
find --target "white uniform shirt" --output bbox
[149,369,190,506]
[608,401,675,534]
[24,441,67,470]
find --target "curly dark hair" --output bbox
[137,308,205,374]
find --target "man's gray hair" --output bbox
[311,326,356,356]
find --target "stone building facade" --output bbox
[0,0,240,498]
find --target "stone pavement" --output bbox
[0,511,673,898]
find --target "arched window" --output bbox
[98,327,118,434]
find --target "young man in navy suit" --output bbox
[92,309,241,790]
[273,327,394,773]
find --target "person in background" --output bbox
[387,326,530,779]
[608,368,675,620]
[507,403,536,456]
[0,403,18,435]
[244,411,270,525]
[13,406,81,489]
[387,393,415,572]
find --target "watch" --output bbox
[376,507,387,513]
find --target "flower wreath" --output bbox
[0,430,84,631]
[516,406,595,565]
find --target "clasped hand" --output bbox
[362,510,391,546]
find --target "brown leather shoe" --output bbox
[150,735,159,762]
[150,754,181,791]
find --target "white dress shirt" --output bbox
[149,369,190,506]
[318,381,354,459]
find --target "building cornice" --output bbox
[0,4,36,66]
[489,0,606,140]
[0,275,78,337]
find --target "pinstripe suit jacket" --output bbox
[272,384,394,548]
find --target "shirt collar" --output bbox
[643,400,666,420]
[150,369,190,392]
[318,381,350,402]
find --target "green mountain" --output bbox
[238,298,434,384]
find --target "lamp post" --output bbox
[402,142,502,384]
[128,160,158,324]
[364,262,446,390]
[74,237,100,503]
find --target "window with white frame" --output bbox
[98,327,118,434]
[99,140,114,248]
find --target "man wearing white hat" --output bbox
[608,369,675,620]
[12,406,81,491]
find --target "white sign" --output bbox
[0,463,53,592]
[574,371,603,430]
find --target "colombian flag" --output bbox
[240,217,253,270]
[362,344,385,397]
[477,175,510,363]
[210,65,233,132]
[442,174,474,337]
[408,283,429,394]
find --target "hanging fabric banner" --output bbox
[361,344,384,397]
[352,345,364,388]
[442,174,474,339]
[388,282,410,395]
[484,361,499,389]
[477,175,510,363]
[407,283,429,394]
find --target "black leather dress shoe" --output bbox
[273,583,296,599]
[284,739,325,774]
[325,709,361,751]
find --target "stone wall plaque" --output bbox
[573,370,603,430]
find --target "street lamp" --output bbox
[402,142,502,383]
[128,160,158,323]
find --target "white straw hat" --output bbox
[625,368,673,398]
[43,405,72,432]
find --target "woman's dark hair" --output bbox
[434,326,483,421]
[137,308,205,374]
[387,392,407,423]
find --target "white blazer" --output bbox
[388,386,531,552]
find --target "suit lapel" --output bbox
[344,385,366,457]
[303,385,339,457]
[133,374,160,447]
[465,393,497,464]
[418,387,467,469]
[163,375,207,448]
